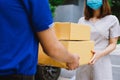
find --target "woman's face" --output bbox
[86,0,103,10]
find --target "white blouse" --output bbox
[78,15,120,51]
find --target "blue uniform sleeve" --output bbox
[22,0,53,32]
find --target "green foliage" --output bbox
[117,40,120,44]
[111,0,120,21]
[50,4,56,17]
[49,0,65,17]
[49,0,65,6]
[108,0,112,6]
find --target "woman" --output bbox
[76,0,120,80]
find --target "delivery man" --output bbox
[0,0,80,80]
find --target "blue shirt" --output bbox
[0,0,53,75]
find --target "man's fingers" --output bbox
[67,64,79,70]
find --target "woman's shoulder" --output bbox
[78,17,86,23]
[105,15,119,21]
[79,17,85,20]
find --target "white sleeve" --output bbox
[110,16,120,38]
[78,17,84,24]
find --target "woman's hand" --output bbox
[89,50,104,65]
[89,38,118,65]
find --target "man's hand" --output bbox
[66,54,80,70]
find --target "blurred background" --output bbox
[49,0,120,80]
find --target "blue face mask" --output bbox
[87,0,103,10]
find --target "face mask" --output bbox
[87,0,103,10]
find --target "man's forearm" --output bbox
[36,27,75,63]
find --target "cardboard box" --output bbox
[54,22,90,40]
[38,41,94,68]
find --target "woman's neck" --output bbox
[90,9,101,23]
[93,9,100,18]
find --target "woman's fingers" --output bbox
[89,54,96,64]
[91,59,97,64]
[91,50,95,54]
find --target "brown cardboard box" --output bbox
[38,41,94,68]
[54,22,90,40]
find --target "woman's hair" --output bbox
[84,0,112,20]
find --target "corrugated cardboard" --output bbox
[54,22,90,40]
[38,41,94,68]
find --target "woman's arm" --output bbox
[89,37,118,64]
[101,37,118,56]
